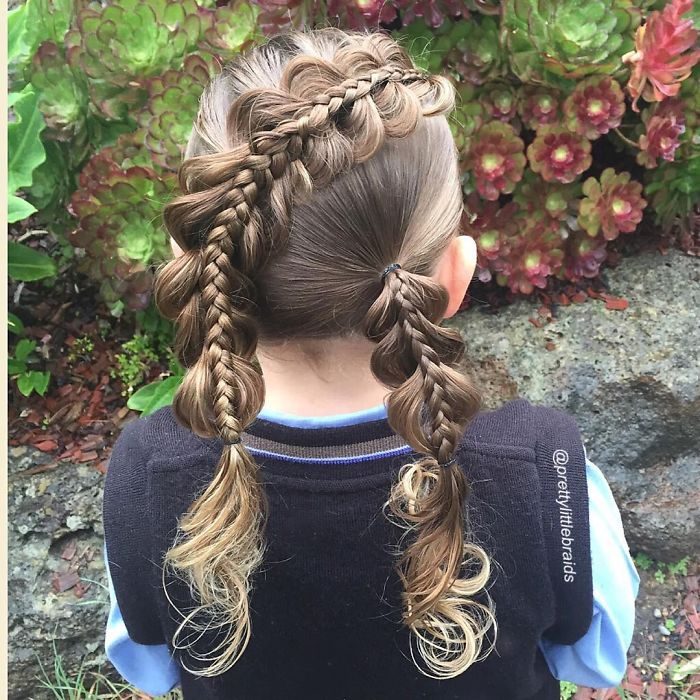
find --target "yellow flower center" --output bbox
[552,146,570,163]
[482,153,505,173]
[587,99,604,116]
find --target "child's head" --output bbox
[154,27,495,680]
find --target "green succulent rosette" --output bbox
[64,0,204,120]
[137,54,220,172]
[29,42,89,143]
[444,16,505,86]
[644,156,700,233]
[502,0,641,89]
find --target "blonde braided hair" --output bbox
[153,28,496,680]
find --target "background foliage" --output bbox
[7,0,700,402]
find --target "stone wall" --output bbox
[8,449,110,699]
[453,247,699,561]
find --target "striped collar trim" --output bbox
[243,404,397,451]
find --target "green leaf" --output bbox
[8,195,37,223]
[8,358,27,375]
[127,375,183,416]
[8,313,25,335]
[14,338,37,363]
[8,5,30,64]
[16,370,50,397]
[8,241,57,282]
[26,141,73,216]
[8,85,47,194]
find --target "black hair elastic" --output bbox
[381,262,401,280]
[223,435,243,445]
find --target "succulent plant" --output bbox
[495,217,566,294]
[444,16,505,85]
[136,54,220,172]
[578,167,647,239]
[644,156,700,233]
[623,0,700,110]
[527,126,592,183]
[252,0,324,35]
[198,3,260,57]
[502,0,641,88]
[517,86,561,131]
[8,0,74,92]
[29,42,89,143]
[637,99,686,167]
[514,171,581,224]
[466,121,527,200]
[465,0,500,14]
[462,194,566,294]
[479,83,518,123]
[68,150,175,311]
[396,19,448,73]
[677,68,700,158]
[398,0,471,28]
[462,196,518,272]
[64,0,204,120]
[563,230,609,281]
[563,76,626,140]
[451,83,486,155]
[506,241,566,293]
[326,0,400,30]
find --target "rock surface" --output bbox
[453,247,700,561]
[8,448,110,700]
[8,246,698,696]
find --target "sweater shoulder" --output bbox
[113,405,217,469]
[102,407,213,534]
[463,397,584,452]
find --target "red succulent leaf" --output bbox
[623,0,700,111]
[637,99,686,167]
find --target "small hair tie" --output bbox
[381,262,401,280]
[223,435,243,446]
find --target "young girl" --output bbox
[102,28,640,700]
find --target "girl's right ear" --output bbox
[434,235,477,319]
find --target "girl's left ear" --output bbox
[434,235,477,319]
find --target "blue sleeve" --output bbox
[103,542,181,695]
[537,454,640,688]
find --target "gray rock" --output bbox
[452,247,700,561]
[7,451,110,700]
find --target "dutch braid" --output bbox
[365,268,497,678]
[154,28,496,680]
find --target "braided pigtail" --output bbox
[153,29,456,676]
[365,267,497,679]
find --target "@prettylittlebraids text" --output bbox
[553,449,577,583]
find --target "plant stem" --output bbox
[614,128,639,149]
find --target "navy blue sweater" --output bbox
[103,397,596,699]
